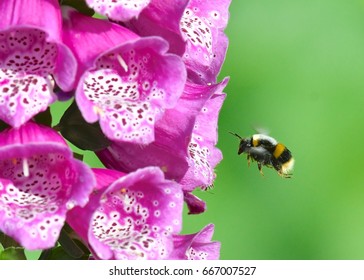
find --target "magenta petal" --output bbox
[0,1,77,91]
[68,167,183,260]
[62,7,139,81]
[127,0,189,55]
[128,0,231,84]
[0,122,95,250]
[0,0,62,41]
[180,78,228,190]
[180,0,231,83]
[76,37,186,144]
[0,176,67,250]
[98,78,228,192]
[184,192,206,215]
[53,43,77,92]
[0,1,77,126]
[96,80,217,180]
[170,224,220,260]
[85,0,151,21]
[0,69,56,128]
[63,8,186,144]
[0,122,67,148]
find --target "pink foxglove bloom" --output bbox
[179,90,227,191]
[128,0,231,84]
[67,167,183,260]
[170,224,220,260]
[62,8,186,144]
[0,0,77,128]
[97,78,228,192]
[0,122,95,250]
[85,0,151,22]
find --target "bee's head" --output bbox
[229,132,251,155]
[238,138,251,155]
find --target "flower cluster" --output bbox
[0,0,230,260]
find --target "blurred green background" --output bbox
[26,0,364,260]
[184,0,364,259]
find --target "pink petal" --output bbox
[127,0,189,55]
[0,123,95,250]
[180,78,228,190]
[170,224,220,260]
[0,0,77,92]
[0,0,62,41]
[128,0,231,84]
[61,7,139,82]
[180,0,231,83]
[75,37,186,144]
[85,0,151,21]
[68,167,184,260]
[0,68,56,128]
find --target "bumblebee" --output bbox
[230,132,294,178]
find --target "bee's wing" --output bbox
[251,124,270,136]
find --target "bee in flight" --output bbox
[230,132,294,178]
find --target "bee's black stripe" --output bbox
[277,148,292,163]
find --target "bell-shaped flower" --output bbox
[128,0,231,84]
[85,0,151,22]
[97,78,227,191]
[0,0,77,128]
[0,122,95,250]
[62,8,186,144]
[180,90,227,191]
[169,224,220,260]
[67,167,184,260]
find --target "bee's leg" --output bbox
[247,154,251,167]
[257,162,264,176]
[279,171,292,179]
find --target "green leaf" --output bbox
[33,107,52,127]
[58,228,85,259]
[39,225,91,260]
[73,152,84,161]
[0,120,9,132]
[40,246,89,260]
[0,247,26,260]
[60,0,95,16]
[0,231,21,248]
[55,101,110,151]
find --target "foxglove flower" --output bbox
[85,0,151,22]
[62,8,186,144]
[0,122,95,250]
[97,78,228,192]
[0,0,77,128]
[67,167,183,260]
[180,90,227,191]
[128,0,231,84]
[169,224,220,260]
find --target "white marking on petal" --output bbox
[22,158,29,177]
[46,74,55,91]
[66,201,75,210]
[117,54,129,72]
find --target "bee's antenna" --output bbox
[229,131,243,139]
